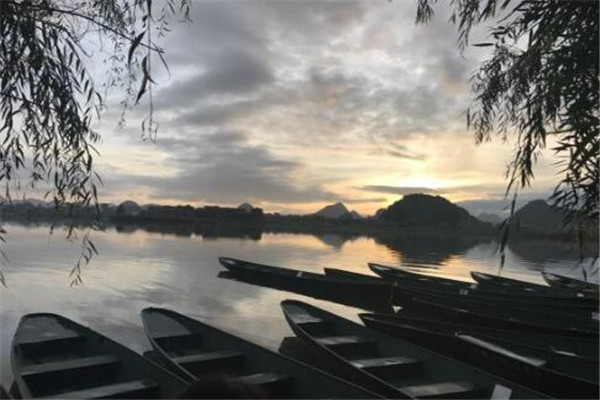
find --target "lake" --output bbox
[1,222,597,386]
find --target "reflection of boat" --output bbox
[218,258,393,312]
[141,308,379,399]
[11,313,188,399]
[542,272,600,293]
[404,295,599,338]
[360,313,599,399]
[281,300,547,399]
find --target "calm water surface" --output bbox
[1,222,598,385]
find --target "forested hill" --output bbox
[379,194,483,228]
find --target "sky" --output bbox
[89,0,560,217]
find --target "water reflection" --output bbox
[0,222,597,387]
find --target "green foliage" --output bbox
[416,0,599,260]
[0,0,189,284]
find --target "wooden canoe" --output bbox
[360,313,599,399]
[370,262,599,305]
[363,313,599,358]
[141,307,381,398]
[399,289,599,332]
[11,313,189,399]
[219,257,394,311]
[542,272,600,293]
[390,281,598,315]
[471,271,599,299]
[281,299,547,399]
[218,270,393,312]
[405,295,599,339]
[327,267,598,314]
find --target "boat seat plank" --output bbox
[351,356,424,380]
[152,330,196,341]
[41,380,158,399]
[18,330,82,347]
[350,355,419,369]
[458,335,547,367]
[396,381,484,399]
[173,350,245,375]
[154,333,202,351]
[21,355,119,377]
[294,315,326,325]
[316,335,378,357]
[174,350,244,365]
[236,373,293,397]
[316,335,374,346]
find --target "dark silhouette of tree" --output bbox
[0,0,189,284]
[416,0,598,250]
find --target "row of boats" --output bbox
[5,257,598,399]
[218,257,599,399]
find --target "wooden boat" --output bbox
[281,299,547,399]
[11,313,189,399]
[405,295,599,339]
[360,313,599,399]
[362,313,599,358]
[141,307,381,399]
[219,257,394,312]
[471,271,599,298]
[371,262,600,306]
[218,270,393,313]
[0,385,12,399]
[370,263,476,288]
[326,267,598,315]
[389,280,598,315]
[542,271,600,293]
[400,289,599,332]
[323,267,389,283]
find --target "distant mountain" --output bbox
[514,200,568,232]
[379,194,482,228]
[349,210,363,220]
[314,202,350,219]
[374,208,386,220]
[478,212,502,225]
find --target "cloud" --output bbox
[156,50,274,111]
[103,130,344,205]
[91,1,531,214]
[360,185,440,195]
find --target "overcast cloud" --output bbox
[93,0,559,215]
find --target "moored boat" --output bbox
[472,271,599,299]
[141,307,381,398]
[281,299,548,399]
[405,295,599,339]
[219,257,394,311]
[390,279,598,315]
[542,272,600,293]
[11,313,189,399]
[360,313,599,398]
[371,262,600,306]
[399,289,599,332]
[361,313,599,358]
[369,263,476,289]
